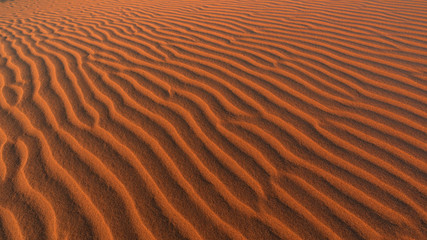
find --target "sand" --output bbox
[0,0,426,239]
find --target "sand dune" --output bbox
[0,0,426,239]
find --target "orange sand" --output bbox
[0,0,426,239]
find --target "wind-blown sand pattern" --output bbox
[0,0,426,239]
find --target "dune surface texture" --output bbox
[0,0,426,239]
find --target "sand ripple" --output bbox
[0,0,426,239]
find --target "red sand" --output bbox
[0,0,426,239]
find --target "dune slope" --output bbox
[0,0,426,239]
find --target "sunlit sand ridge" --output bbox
[0,0,426,239]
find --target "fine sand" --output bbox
[0,0,426,239]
